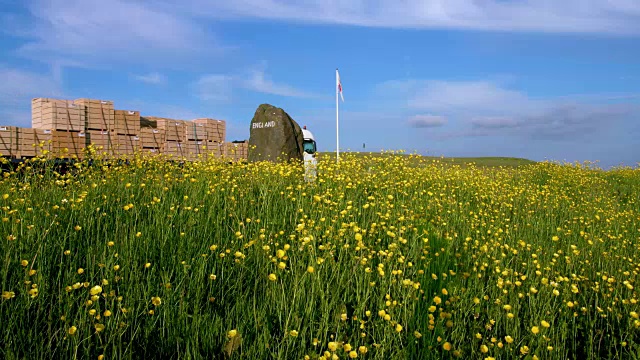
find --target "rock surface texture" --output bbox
[248,104,304,163]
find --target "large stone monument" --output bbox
[248,104,304,163]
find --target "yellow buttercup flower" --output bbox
[90,285,102,296]
[541,320,550,328]
[328,342,339,352]
[505,336,514,344]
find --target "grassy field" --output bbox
[1,152,639,359]
[318,152,537,168]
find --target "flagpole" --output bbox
[336,68,339,163]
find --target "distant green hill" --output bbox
[317,152,536,168]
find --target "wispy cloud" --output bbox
[406,80,534,113]
[469,103,636,140]
[471,117,520,129]
[172,0,640,35]
[408,114,447,128]
[0,65,64,126]
[193,75,235,102]
[0,66,63,101]
[193,63,321,102]
[376,77,640,141]
[241,66,318,98]
[11,0,227,70]
[134,72,167,85]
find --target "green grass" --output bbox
[318,151,537,168]
[0,154,639,359]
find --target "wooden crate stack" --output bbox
[184,121,212,161]
[32,98,84,132]
[185,121,208,142]
[224,141,248,162]
[114,110,141,135]
[74,99,115,132]
[17,128,52,158]
[143,117,185,159]
[191,118,225,160]
[0,126,54,159]
[205,141,225,160]
[0,96,241,161]
[193,118,225,142]
[112,134,142,158]
[139,127,165,154]
[85,130,113,156]
[0,127,19,158]
[156,117,187,142]
[32,98,86,158]
[162,141,188,160]
[49,130,87,159]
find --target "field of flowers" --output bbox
[0,152,638,359]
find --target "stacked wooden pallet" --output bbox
[140,116,229,161]
[0,97,245,161]
[17,128,52,158]
[114,110,140,135]
[225,141,248,162]
[32,99,84,132]
[192,118,226,143]
[3,97,244,161]
[75,99,115,132]
[0,127,19,158]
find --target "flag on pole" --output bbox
[337,69,344,102]
[336,68,342,163]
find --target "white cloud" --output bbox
[0,65,64,126]
[0,66,63,101]
[406,80,533,113]
[134,72,167,85]
[193,75,235,102]
[12,0,226,69]
[241,66,319,98]
[376,77,639,140]
[193,64,321,102]
[408,114,447,128]
[471,117,520,129]
[169,0,640,34]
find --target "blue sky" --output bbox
[1,0,639,168]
